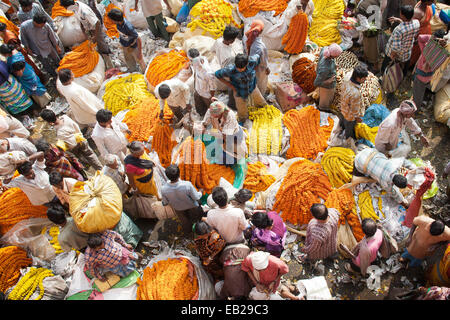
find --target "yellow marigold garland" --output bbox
[0,246,32,293]
[41,226,64,254]
[309,0,345,47]
[8,267,54,300]
[358,190,385,221]
[248,105,283,155]
[355,123,379,145]
[321,147,355,188]
[243,162,276,194]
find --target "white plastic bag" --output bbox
[122,0,148,29]
[55,15,88,48]
[51,250,78,279]
[42,275,69,300]
[73,55,106,94]
[65,253,93,298]
[296,276,333,300]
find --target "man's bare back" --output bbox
[407,216,450,259]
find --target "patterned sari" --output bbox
[427,244,450,287]
[124,152,158,196]
[194,229,226,280]
[45,145,85,181]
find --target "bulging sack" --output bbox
[55,15,88,48]
[73,55,106,94]
[69,171,123,233]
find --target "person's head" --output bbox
[234,53,249,72]
[310,203,329,221]
[323,43,343,59]
[35,139,51,155]
[165,164,180,183]
[33,13,48,27]
[11,61,26,77]
[46,204,67,225]
[351,64,369,84]
[212,186,228,208]
[208,99,226,118]
[400,5,414,21]
[193,221,212,236]
[17,161,35,179]
[48,171,63,188]
[19,0,33,11]
[361,218,377,237]
[96,109,113,127]
[0,44,14,57]
[58,68,74,85]
[429,220,445,236]
[187,48,200,60]
[158,84,171,100]
[0,23,6,32]
[104,154,119,169]
[107,8,124,23]
[300,0,309,6]
[40,108,57,124]
[392,174,408,188]
[126,141,145,157]
[223,25,239,45]
[422,0,434,6]
[346,2,356,10]
[250,251,270,270]
[0,139,9,153]
[246,19,264,38]
[59,0,75,8]
[433,29,446,40]
[233,188,252,204]
[87,233,104,249]
[251,212,273,229]
[398,100,417,119]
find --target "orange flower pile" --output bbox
[0,188,47,234]
[57,40,99,77]
[174,137,235,194]
[243,162,276,194]
[104,3,120,39]
[51,0,75,18]
[145,50,189,87]
[123,96,174,142]
[137,257,199,300]
[283,105,334,160]
[292,57,317,93]
[273,160,332,225]
[282,12,308,54]
[325,188,364,241]
[0,246,32,292]
[151,122,177,168]
[238,0,289,17]
[0,17,19,36]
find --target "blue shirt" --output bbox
[7,53,46,96]
[161,180,202,211]
[116,18,138,48]
[215,54,260,99]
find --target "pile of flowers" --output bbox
[0,246,32,293]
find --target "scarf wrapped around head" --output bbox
[209,100,226,117]
[323,43,343,58]
[250,251,270,270]
[397,100,417,127]
[245,19,265,54]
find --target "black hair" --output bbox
[347,2,356,9]
[35,139,51,153]
[40,108,57,123]
[400,5,414,20]
[107,8,124,22]
[310,203,328,220]
[430,220,445,236]
[188,48,200,59]
[351,64,369,81]
[48,171,63,186]
[233,188,252,203]
[33,12,47,24]
[87,233,104,248]
[126,140,144,153]
[251,212,273,229]
[17,161,33,176]
[392,174,407,188]
[19,0,33,7]
[59,0,75,8]
[96,109,113,123]
[11,61,26,73]
[223,25,239,41]
[47,204,67,225]
[0,43,14,55]
[212,186,228,207]
[361,218,377,237]
[0,23,6,32]
[194,221,212,235]
[433,29,446,39]
[158,84,171,99]
[165,164,180,182]
[57,68,73,84]
[235,53,249,69]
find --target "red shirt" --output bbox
[241,254,289,288]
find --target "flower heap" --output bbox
[243,162,276,194]
[321,147,355,188]
[0,246,32,293]
[145,50,189,88]
[248,105,283,155]
[8,267,54,300]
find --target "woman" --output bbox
[35,139,85,181]
[230,188,254,219]
[250,211,287,257]
[427,244,450,287]
[409,0,433,67]
[0,60,35,119]
[193,221,226,281]
[124,141,158,197]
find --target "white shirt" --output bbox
[5,159,56,206]
[6,137,37,156]
[54,115,83,150]
[191,56,216,99]
[0,150,27,179]
[211,37,244,68]
[140,0,163,17]
[69,2,99,32]
[102,159,128,195]
[155,78,191,112]
[206,206,249,244]
[91,117,129,159]
[0,115,30,139]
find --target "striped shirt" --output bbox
[302,208,339,260]
[385,19,420,62]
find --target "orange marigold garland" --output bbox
[104,3,121,39]
[151,121,177,168]
[292,57,317,93]
[243,162,276,194]
[273,160,332,225]
[283,105,334,160]
[145,50,189,87]
[51,0,74,18]
[57,40,99,77]
[137,257,199,300]
[282,12,308,54]
[238,0,289,17]
[0,17,19,36]
[0,246,32,292]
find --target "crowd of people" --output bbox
[0,0,449,301]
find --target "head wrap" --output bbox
[397,100,417,127]
[323,43,343,58]
[104,154,118,166]
[209,100,226,117]
[250,251,270,270]
[245,19,265,54]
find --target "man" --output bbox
[215,53,267,124]
[353,147,415,207]
[187,48,216,117]
[0,143,38,180]
[134,0,170,42]
[161,164,204,236]
[243,19,270,96]
[107,8,146,73]
[375,100,428,156]
[47,204,89,252]
[59,0,114,70]
[17,0,55,30]
[381,5,420,76]
[56,68,104,128]
[91,109,130,163]
[300,203,339,261]
[401,216,450,268]
[102,154,129,195]
[155,78,192,122]
[48,171,78,208]
[204,186,250,244]
[0,136,36,156]
[0,110,30,139]
[19,13,64,77]
[40,109,102,170]
[339,64,368,141]
[4,156,57,206]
